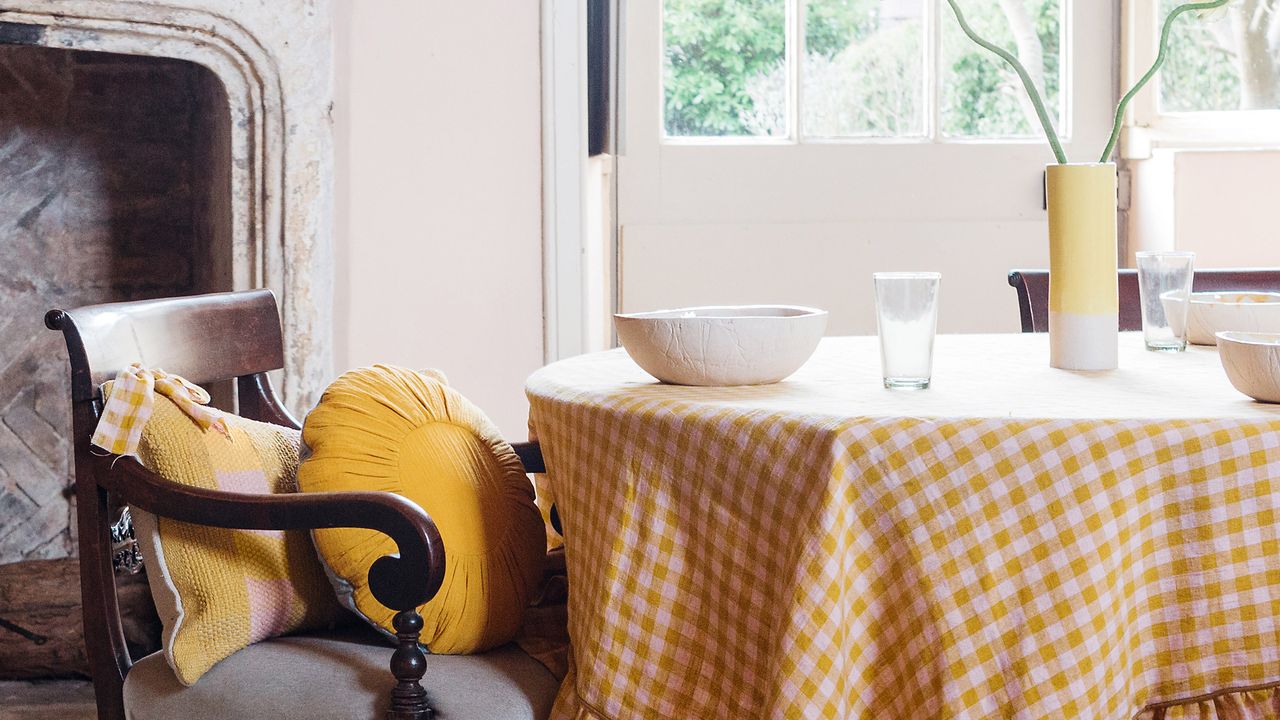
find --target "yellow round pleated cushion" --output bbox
[297,365,545,654]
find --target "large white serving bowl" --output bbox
[1217,331,1280,403]
[1167,291,1280,345]
[613,305,828,386]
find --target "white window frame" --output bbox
[1120,0,1280,158]
[542,0,620,361]
[661,0,1073,146]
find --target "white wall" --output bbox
[1129,149,1280,268]
[333,0,544,438]
[1172,151,1280,267]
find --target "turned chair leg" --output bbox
[387,610,432,720]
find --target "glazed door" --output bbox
[615,0,1119,334]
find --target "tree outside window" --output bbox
[1160,0,1280,112]
[662,0,1064,140]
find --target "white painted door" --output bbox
[617,0,1118,335]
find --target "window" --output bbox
[1123,0,1280,152]
[1159,0,1279,113]
[662,0,1066,141]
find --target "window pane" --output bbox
[940,0,1064,138]
[1159,1,1280,112]
[801,0,925,138]
[664,0,788,137]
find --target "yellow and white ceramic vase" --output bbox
[1046,163,1119,370]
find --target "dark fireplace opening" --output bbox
[0,44,233,569]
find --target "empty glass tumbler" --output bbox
[1136,251,1195,352]
[874,272,941,389]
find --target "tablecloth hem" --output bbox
[550,681,608,720]
[1137,682,1280,720]
[552,684,1280,720]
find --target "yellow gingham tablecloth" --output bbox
[526,333,1280,720]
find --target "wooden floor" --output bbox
[0,680,97,720]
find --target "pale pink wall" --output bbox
[1130,149,1280,269]
[1172,151,1280,267]
[332,0,544,438]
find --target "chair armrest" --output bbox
[99,455,444,612]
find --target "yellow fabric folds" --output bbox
[298,365,545,654]
[526,336,1280,720]
[128,384,342,686]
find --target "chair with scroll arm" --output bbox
[45,289,558,720]
[1008,268,1280,333]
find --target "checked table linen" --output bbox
[526,333,1280,720]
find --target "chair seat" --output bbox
[122,625,559,720]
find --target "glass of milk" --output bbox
[873,272,941,389]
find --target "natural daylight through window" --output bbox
[662,0,1067,142]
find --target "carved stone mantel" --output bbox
[0,0,335,412]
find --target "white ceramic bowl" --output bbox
[1165,291,1280,345]
[613,305,828,386]
[1217,331,1280,403]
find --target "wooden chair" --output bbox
[1007,268,1280,333]
[45,289,558,720]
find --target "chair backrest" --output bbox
[48,290,285,402]
[1007,268,1280,333]
[44,289,293,720]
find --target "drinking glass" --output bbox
[1136,251,1195,352]
[874,272,941,389]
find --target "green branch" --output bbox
[943,0,1067,164]
[1100,0,1230,162]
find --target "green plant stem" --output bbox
[944,0,1067,164]
[1100,0,1230,163]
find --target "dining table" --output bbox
[525,332,1280,720]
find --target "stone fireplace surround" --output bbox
[0,0,336,411]
[0,3,338,682]
[1,1,330,571]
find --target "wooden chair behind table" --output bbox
[46,289,557,720]
[1007,268,1280,333]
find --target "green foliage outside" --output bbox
[664,0,1063,138]
[663,0,788,136]
[940,0,1061,136]
[798,1,924,136]
[664,0,1280,139]
[1159,0,1266,112]
[1161,17,1240,112]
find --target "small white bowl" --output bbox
[1166,291,1280,345]
[1217,331,1280,403]
[614,305,828,386]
